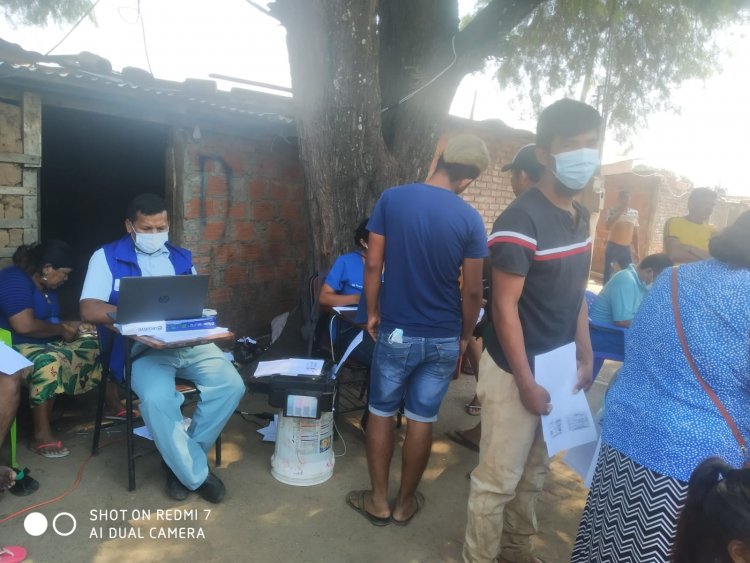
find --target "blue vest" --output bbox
[101,235,193,381]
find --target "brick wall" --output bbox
[175,127,309,336]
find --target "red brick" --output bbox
[268,222,286,242]
[207,175,229,197]
[224,265,249,286]
[249,180,268,200]
[223,151,247,175]
[203,221,227,241]
[254,265,275,282]
[240,243,263,260]
[228,202,246,219]
[208,287,232,303]
[252,202,274,221]
[215,244,238,263]
[234,221,254,241]
[280,201,301,222]
[268,182,288,200]
[291,222,308,241]
[257,157,278,178]
[184,197,202,220]
[203,198,225,218]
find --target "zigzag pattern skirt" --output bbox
[571,443,688,563]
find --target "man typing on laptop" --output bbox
[80,193,245,503]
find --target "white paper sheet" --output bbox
[535,342,597,457]
[0,342,33,375]
[563,409,604,487]
[332,306,358,313]
[134,417,191,441]
[253,358,325,378]
[333,330,364,377]
[148,327,229,343]
[257,415,279,442]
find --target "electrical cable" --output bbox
[45,0,104,56]
[381,34,458,113]
[137,0,154,75]
[333,418,347,458]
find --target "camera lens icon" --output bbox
[24,512,77,537]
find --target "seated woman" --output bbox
[318,219,374,365]
[0,241,107,458]
[572,211,750,562]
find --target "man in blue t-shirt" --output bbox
[344,135,488,526]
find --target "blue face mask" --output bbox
[551,148,600,191]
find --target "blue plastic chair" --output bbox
[585,290,627,379]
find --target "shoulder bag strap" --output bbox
[671,267,749,466]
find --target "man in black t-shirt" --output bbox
[463,99,601,563]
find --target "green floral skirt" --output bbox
[14,336,102,406]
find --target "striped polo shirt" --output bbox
[485,187,591,373]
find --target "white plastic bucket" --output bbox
[271,411,335,486]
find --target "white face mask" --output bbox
[131,230,168,255]
[551,148,600,191]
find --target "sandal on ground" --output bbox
[0,546,27,563]
[392,491,425,526]
[30,441,70,458]
[345,490,392,527]
[465,403,481,416]
[105,408,140,420]
[445,430,480,453]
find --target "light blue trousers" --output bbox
[131,343,245,490]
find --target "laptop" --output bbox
[109,275,209,324]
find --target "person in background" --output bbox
[589,253,673,356]
[603,190,640,283]
[571,211,750,562]
[318,218,369,307]
[664,187,718,263]
[0,241,105,458]
[448,144,544,453]
[672,457,750,563]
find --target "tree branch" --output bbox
[456,0,544,66]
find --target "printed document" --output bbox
[254,358,325,377]
[535,342,597,457]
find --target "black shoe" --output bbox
[196,471,225,504]
[164,467,189,501]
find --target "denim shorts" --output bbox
[368,330,460,423]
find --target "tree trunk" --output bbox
[270,0,542,270]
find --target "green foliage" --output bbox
[472,0,748,140]
[0,0,94,27]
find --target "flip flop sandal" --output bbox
[0,545,27,563]
[392,491,425,526]
[465,403,481,416]
[345,490,392,527]
[8,468,39,497]
[30,441,70,458]
[105,408,140,420]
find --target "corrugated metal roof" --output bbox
[0,60,294,125]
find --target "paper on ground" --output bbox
[253,358,324,378]
[333,330,364,377]
[563,408,604,488]
[134,417,191,441]
[535,342,597,457]
[257,414,279,442]
[149,327,229,343]
[0,342,33,375]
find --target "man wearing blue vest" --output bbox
[80,194,245,503]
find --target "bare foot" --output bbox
[31,439,70,458]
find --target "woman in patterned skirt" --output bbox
[0,241,102,458]
[571,210,750,563]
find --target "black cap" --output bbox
[501,144,542,176]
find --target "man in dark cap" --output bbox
[501,144,545,198]
[345,135,488,526]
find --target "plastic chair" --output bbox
[585,290,627,379]
[92,328,221,491]
[0,328,18,471]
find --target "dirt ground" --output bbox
[0,359,617,563]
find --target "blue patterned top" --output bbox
[602,259,750,482]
